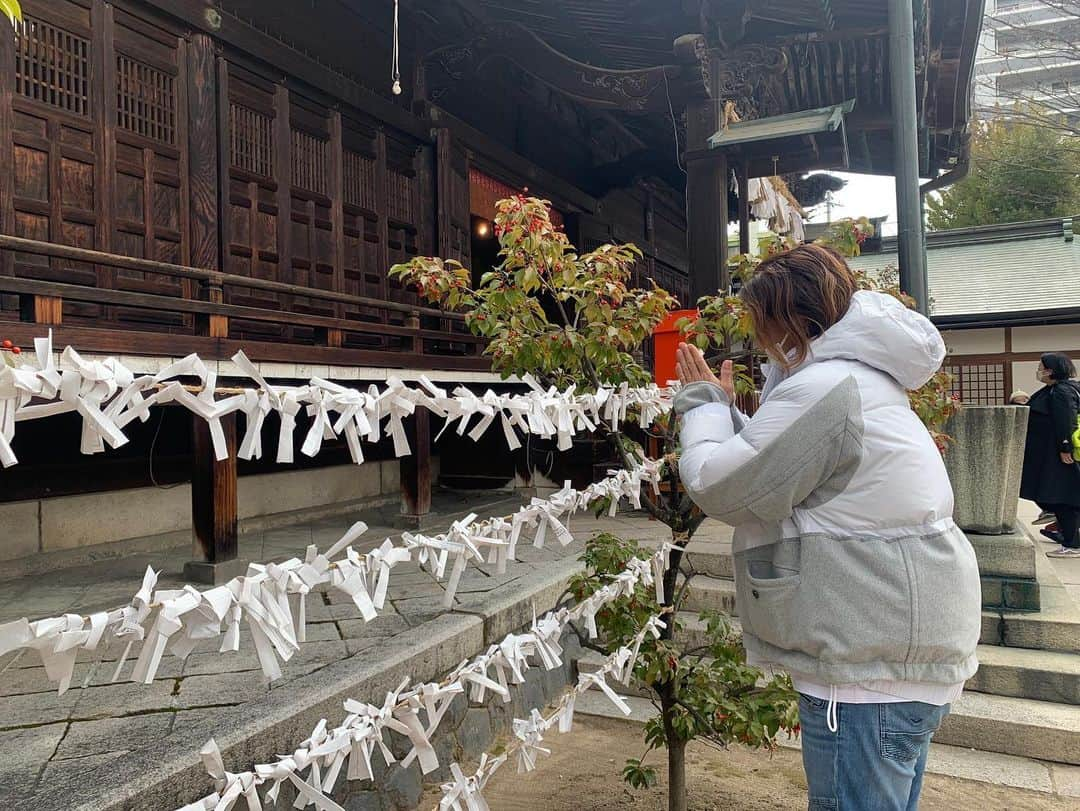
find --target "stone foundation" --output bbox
[333,636,582,811]
[0,460,420,579]
[968,527,1041,611]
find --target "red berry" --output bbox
[11,346,20,355]
[1,340,10,349]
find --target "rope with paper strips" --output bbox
[0,460,664,695]
[0,331,671,468]
[173,543,677,811]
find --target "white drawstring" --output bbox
[827,685,839,734]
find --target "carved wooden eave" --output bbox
[423,21,710,114]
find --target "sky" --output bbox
[803,172,899,237]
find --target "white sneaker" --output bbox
[1033,511,1056,526]
[1046,546,1080,558]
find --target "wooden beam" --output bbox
[93,0,117,316]
[424,21,708,114]
[0,234,464,320]
[329,109,346,317]
[188,34,221,272]
[274,84,294,317]
[685,102,728,299]
[186,411,240,584]
[737,161,751,254]
[0,322,491,371]
[400,406,432,523]
[0,3,13,280]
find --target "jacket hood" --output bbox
[806,290,946,390]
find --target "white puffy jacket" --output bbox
[675,291,981,685]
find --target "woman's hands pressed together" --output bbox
[676,343,735,401]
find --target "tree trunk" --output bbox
[667,737,688,811]
[662,690,688,811]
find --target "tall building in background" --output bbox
[975,0,1080,119]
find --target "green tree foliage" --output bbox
[927,116,1080,230]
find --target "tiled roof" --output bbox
[846,218,1080,317]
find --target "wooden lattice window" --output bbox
[944,363,1006,406]
[343,149,377,209]
[387,170,415,223]
[291,129,328,194]
[14,16,90,116]
[229,102,273,177]
[116,54,176,145]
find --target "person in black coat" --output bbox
[1020,352,1080,558]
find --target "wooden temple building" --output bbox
[0,0,983,577]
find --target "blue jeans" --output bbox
[798,693,950,810]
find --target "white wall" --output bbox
[1011,324,1080,353]
[0,460,403,563]
[941,328,1006,356]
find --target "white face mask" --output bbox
[1037,368,1053,384]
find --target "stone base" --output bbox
[391,512,439,530]
[981,575,1041,611]
[182,557,250,585]
[968,525,1040,611]
[967,526,1037,580]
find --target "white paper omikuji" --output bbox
[0,332,673,470]
[169,544,671,811]
[0,458,664,695]
[431,613,668,810]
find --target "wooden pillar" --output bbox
[329,109,345,318]
[400,406,432,525]
[183,36,242,584]
[185,412,244,584]
[187,34,221,272]
[0,5,13,279]
[737,161,751,255]
[685,101,728,299]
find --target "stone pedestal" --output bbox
[944,406,1028,535]
[945,405,1038,609]
[966,528,1040,611]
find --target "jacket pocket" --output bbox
[737,533,915,665]
[737,540,803,651]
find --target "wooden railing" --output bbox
[0,235,489,372]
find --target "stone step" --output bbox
[676,611,718,650]
[981,582,1080,655]
[935,691,1080,765]
[967,644,1080,705]
[682,576,738,616]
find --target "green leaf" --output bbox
[622,759,658,790]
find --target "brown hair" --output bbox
[740,243,857,369]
